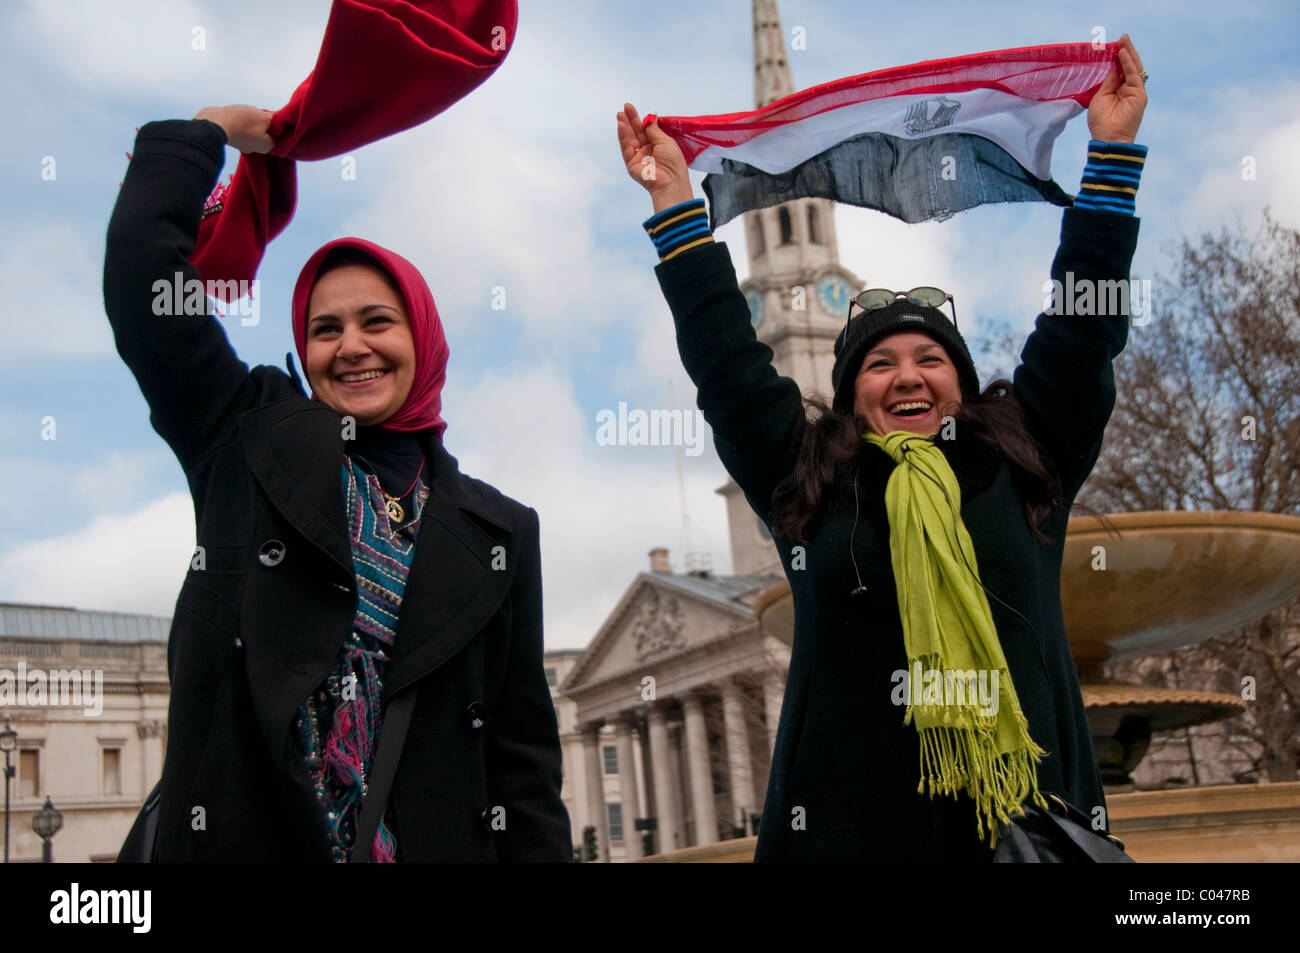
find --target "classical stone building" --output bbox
[560,550,786,859]
[557,2,859,860]
[0,602,169,862]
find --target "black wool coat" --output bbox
[106,120,570,862]
[656,208,1139,861]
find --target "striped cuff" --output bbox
[1075,140,1147,215]
[643,198,713,261]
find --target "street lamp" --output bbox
[32,797,63,863]
[0,722,16,864]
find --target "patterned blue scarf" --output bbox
[293,456,429,862]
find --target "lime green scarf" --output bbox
[863,430,1047,845]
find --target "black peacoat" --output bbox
[106,119,570,861]
[656,208,1139,861]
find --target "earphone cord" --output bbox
[850,470,866,590]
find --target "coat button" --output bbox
[465,702,487,731]
[257,539,286,567]
[233,637,243,656]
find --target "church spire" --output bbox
[753,0,794,108]
[723,0,862,579]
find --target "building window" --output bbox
[18,749,39,799]
[778,207,794,244]
[544,666,557,688]
[808,206,822,244]
[103,748,122,796]
[750,215,765,255]
[602,745,618,774]
[607,802,624,842]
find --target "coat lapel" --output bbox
[383,432,520,699]
[240,400,523,706]
[240,397,354,581]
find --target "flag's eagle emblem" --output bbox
[903,96,961,135]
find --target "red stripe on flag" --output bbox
[657,42,1117,165]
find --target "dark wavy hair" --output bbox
[769,380,1066,545]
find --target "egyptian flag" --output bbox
[651,43,1118,228]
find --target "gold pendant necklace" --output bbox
[380,458,425,526]
[385,496,405,523]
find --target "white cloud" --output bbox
[72,449,175,510]
[13,0,320,106]
[0,493,194,617]
[444,364,732,649]
[0,221,114,363]
[337,119,630,340]
[1173,82,1300,230]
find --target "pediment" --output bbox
[563,574,758,693]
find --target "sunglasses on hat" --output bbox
[839,286,958,347]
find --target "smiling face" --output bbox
[304,262,416,426]
[852,331,963,436]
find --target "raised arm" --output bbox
[1012,36,1148,502]
[103,106,273,472]
[617,104,805,524]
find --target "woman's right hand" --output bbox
[617,103,694,213]
[194,104,275,154]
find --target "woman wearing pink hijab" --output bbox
[107,105,570,862]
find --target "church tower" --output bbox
[720,0,864,576]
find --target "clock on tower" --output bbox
[816,275,853,318]
[745,289,765,330]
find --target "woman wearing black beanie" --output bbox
[616,37,1148,861]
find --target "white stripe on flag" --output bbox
[687,88,1083,181]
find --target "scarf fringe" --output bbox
[912,716,1048,845]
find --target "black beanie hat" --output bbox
[830,299,981,413]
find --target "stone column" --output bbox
[764,669,787,751]
[614,715,643,861]
[580,722,609,862]
[667,722,688,847]
[683,693,718,846]
[646,705,681,855]
[720,678,757,832]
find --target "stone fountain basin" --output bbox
[1081,683,1247,734]
[1061,510,1300,662]
[756,511,1300,660]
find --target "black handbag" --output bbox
[993,793,1135,863]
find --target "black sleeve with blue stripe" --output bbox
[643,198,714,261]
[1075,140,1147,215]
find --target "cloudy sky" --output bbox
[1,0,1296,649]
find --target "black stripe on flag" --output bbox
[702,130,1074,229]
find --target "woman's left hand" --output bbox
[1087,34,1147,143]
[194,104,276,154]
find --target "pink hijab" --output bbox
[291,237,449,437]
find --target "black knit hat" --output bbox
[830,299,981,413]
